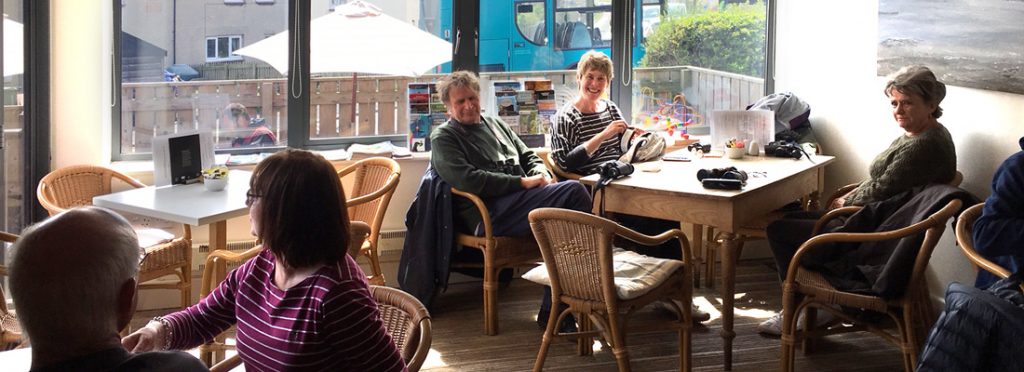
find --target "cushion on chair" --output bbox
[523,248,684,300]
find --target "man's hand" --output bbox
[521,174,554,189]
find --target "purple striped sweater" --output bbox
[164,249,406,371]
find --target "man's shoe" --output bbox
[756,310,835,336]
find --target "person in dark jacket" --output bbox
[428,71,593,328]
[973,136,1024,288]
[430,71,592,238]
[758,65,958,335]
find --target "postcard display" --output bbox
[492,80,556,148]
[407,83,449,152]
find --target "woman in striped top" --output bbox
[550,50,637,175]
[123,149,406,371]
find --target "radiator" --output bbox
[192,240,260,276]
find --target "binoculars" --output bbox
[598,160,635,181]
[696,166,748,182]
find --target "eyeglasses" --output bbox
[139,248,151,266]
[245,190,261,207]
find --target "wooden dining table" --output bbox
[581,154,836,370]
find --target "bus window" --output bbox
[515,1,546,46]
[555,0,612,50]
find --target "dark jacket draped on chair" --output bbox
[398,166,454,310]
[802,184,979,298]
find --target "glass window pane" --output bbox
[3,0,26,235]
[632,1,767,142]
[217,37,229,58]
[306,4,441,142]
[206,38,216,59]
[515,1,546,46]
[120,0,288,156]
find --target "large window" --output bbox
[205,35,243,62]
[631,1,768,140]
[115,0,771,159]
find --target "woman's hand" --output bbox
[121,320,167,352]
[828,189,856,210]
[584,120,630,155]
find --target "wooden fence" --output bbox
[118,66,764,154]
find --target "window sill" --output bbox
[111,152,431,182]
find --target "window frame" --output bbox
[204,35,244,62]
[112,0,775,161]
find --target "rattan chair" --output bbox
[208,284,432,372]
[696,170,967,290]
[36,165,193,308]
[955,202,1024,292]
[528,208,694,372]
[778,198,962,372]
[537,148,582,181]
[450,187,543,336]
[198,246,263,366]
[339,157,401,285]
[0,231,23,351]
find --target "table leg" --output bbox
[690,223,704,287]
[719,232,743,371]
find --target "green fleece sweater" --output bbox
[845,123,956,206]
[430,116,550,231]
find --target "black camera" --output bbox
[696,166,748,182]
[765,141,804,159]
[687,142,711,153]
[598,160,635,181]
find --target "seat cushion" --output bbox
[523,248,684,300]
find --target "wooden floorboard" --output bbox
[133,259,906,371]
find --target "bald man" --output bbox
[9,206,207,372]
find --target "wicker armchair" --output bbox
[696,170,966,290]
[528,208,694,372]
[36,165,193,308]
[537,148,582,181]
[0,231,23,351]
[198,246,264,366]
[209,285,432,372]
[450,187,543,336]
[778,198,962,372]
[338,157,401,285]
[955,202,1023,291]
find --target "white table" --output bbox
[93,170,252,255]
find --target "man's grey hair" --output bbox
[437,70,481,104]
[9,207,140,346]
[885,65,947,119]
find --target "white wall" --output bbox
[775,0,1024,298]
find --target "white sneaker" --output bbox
[756,310,835,336]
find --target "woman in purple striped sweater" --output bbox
[123,149,406,371]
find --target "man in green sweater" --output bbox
[430,71,592,237]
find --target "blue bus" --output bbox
[423,0,673,72]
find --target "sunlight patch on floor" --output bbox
[421,348,448,369]
[734,307,777,320]
[693,296,722,322]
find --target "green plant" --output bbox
[641,3,766,77]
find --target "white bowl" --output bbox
[725,147,745,159]
[204,177,228,191]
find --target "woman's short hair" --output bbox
[249,149,350,268]
[885,65,946,118]
[437,70,481,104]
[576,50,614,81]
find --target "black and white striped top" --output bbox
[551,99,625,175]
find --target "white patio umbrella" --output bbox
[4,17,24,77]
[234,1,451,77]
